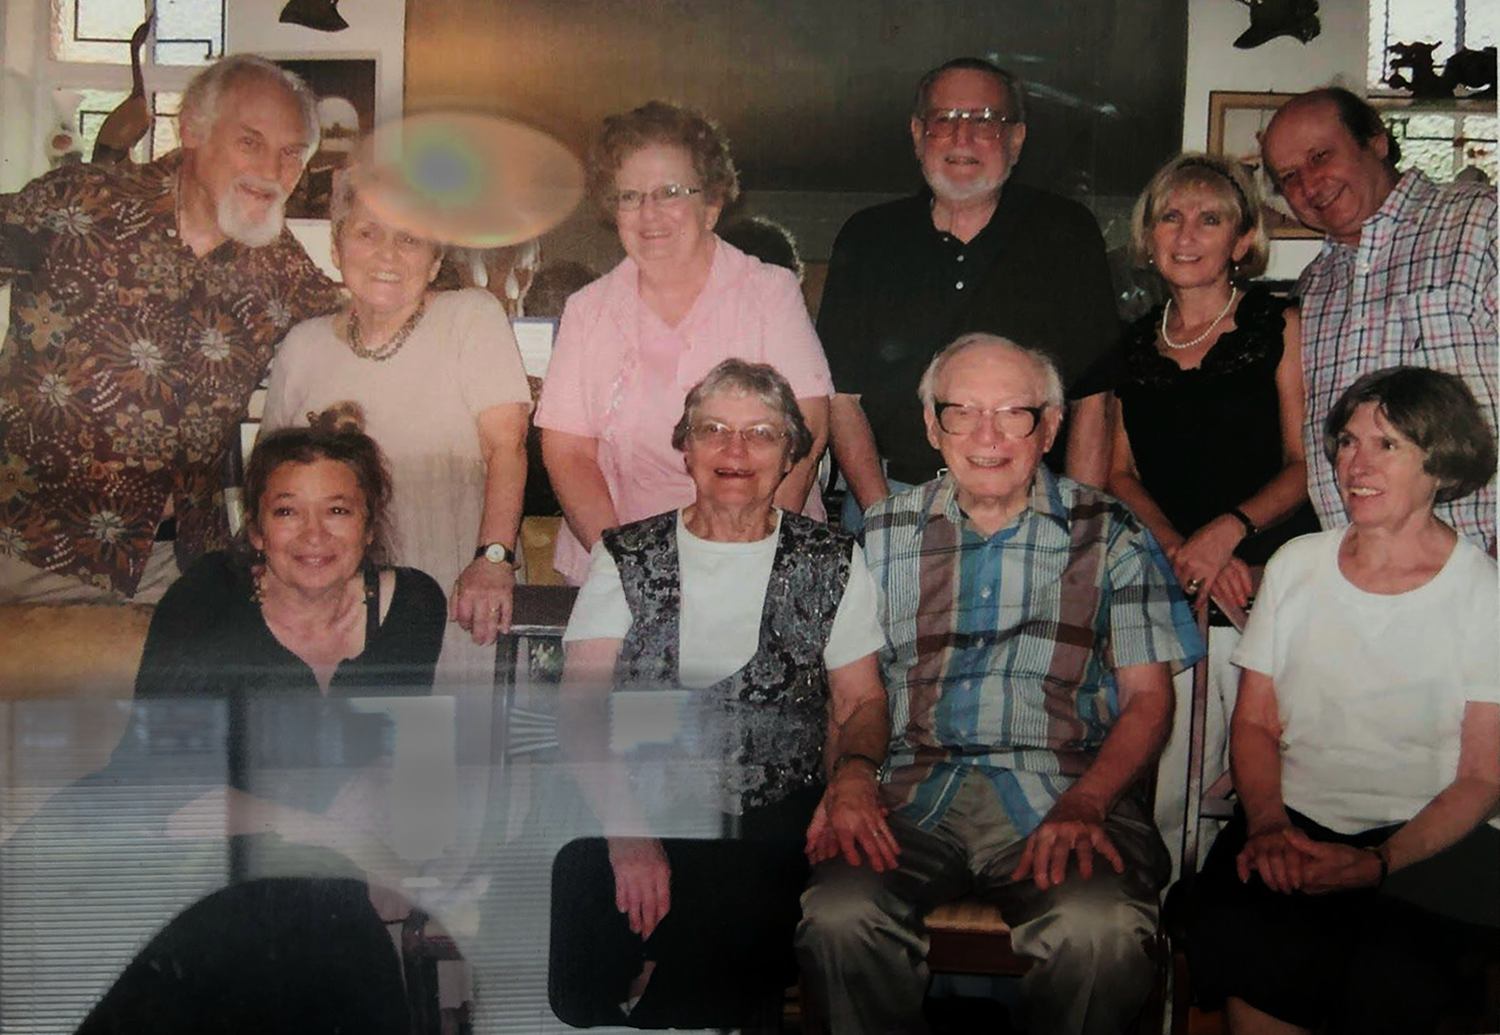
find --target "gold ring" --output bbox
[1185,579,1202,593]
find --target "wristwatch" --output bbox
[475,542,518,566]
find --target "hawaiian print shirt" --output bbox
[0,151,340,595]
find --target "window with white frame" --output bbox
[46,0,221,163]
[1367,0,1498,183]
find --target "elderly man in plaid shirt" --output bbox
[797,334,1202,1035]
[1261,87,1497,552]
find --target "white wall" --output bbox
[226,0,406,128]
[1182,0,1370,279]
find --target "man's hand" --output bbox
[1010,794,1124,890]
[451,557,516,644]
[805,765,899,871]
[607,836,671,939]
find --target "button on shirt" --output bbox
[1297,171,1497,550]
[817,187,1121,484]
[863,468,1202,836]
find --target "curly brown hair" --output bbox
[241,402,396,566]
[588,100,740,221]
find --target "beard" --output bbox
[216,177,289,248]
[925,164,1005,206]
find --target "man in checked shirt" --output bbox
[1261,87,1497,552]
[797,334,1202,1035]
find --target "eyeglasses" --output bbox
[921,107,1020,141]
[688,421,788,451]
[610,183,704,211]
[933,402,1045,438]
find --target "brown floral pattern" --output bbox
[0,152,341,594]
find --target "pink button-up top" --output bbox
[535,240,833,583]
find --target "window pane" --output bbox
[153,0,224,65]
[1369,0,1456,91]
[70,88,128,160]
[1457,112,1497,183]
[1465,0,1499,51]
[50,0,148,63]
[49,0,222,65]
[151,93,185,159]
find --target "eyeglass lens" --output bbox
[614,183,701,211]
[937,404,1039,437]
[691,422,785,449]
[924,108,1010,140]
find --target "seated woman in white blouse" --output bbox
[548,359,895,1029]
[1186,366,1499,1035]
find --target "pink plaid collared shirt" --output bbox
[1296,170,1497,551]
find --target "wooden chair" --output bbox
[491,584,576,777]
[921,776,1172,1034]
[1165,603,1227,1035]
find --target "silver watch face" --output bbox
[483,543,510,564]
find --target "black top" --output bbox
[1114,287,1320,568]
[117,550,447,813]
[818,185,1121,483]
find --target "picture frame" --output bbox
[1207,90,1496,240]
[270,56,380,220]
[1206,91,1320,240]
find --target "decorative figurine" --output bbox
[1386,41,1498,99]
[1233,0,1321,50]
[92,13,154,164]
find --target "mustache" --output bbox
[233,176,290,204]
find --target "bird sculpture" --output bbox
[92,12,154,165]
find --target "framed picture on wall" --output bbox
[271,56,379,220]
[1208,90,1497,240]
[1206,91,1320,240]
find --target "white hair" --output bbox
[180,54,321,163]
[917,333,1065,410]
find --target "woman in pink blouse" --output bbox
[536,101,832,584]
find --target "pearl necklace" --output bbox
[348,297,428,362]
[1160,287,1238,351]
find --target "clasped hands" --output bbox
[804,766,901,872]
[1236,822,1385,895]
[1169,517,1254,612]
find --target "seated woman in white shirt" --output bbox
[548,359,895,1029]
[1186,366,1499,1035]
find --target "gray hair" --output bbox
[671,359,814,465]
[918,333,1064,411]
[913,57,1026,123]
[327,162,444,264]
[180,54,321,161]
[329,167,360,241]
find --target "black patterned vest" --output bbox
[602,510,854,813]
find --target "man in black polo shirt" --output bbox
[823,57,1120,527]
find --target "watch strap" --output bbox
[475,542,518,565]
[1228,508,1258,538]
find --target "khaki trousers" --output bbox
[796,768,1168,1035]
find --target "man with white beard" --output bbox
[0,55,340,603]
[820,58,1121,530]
